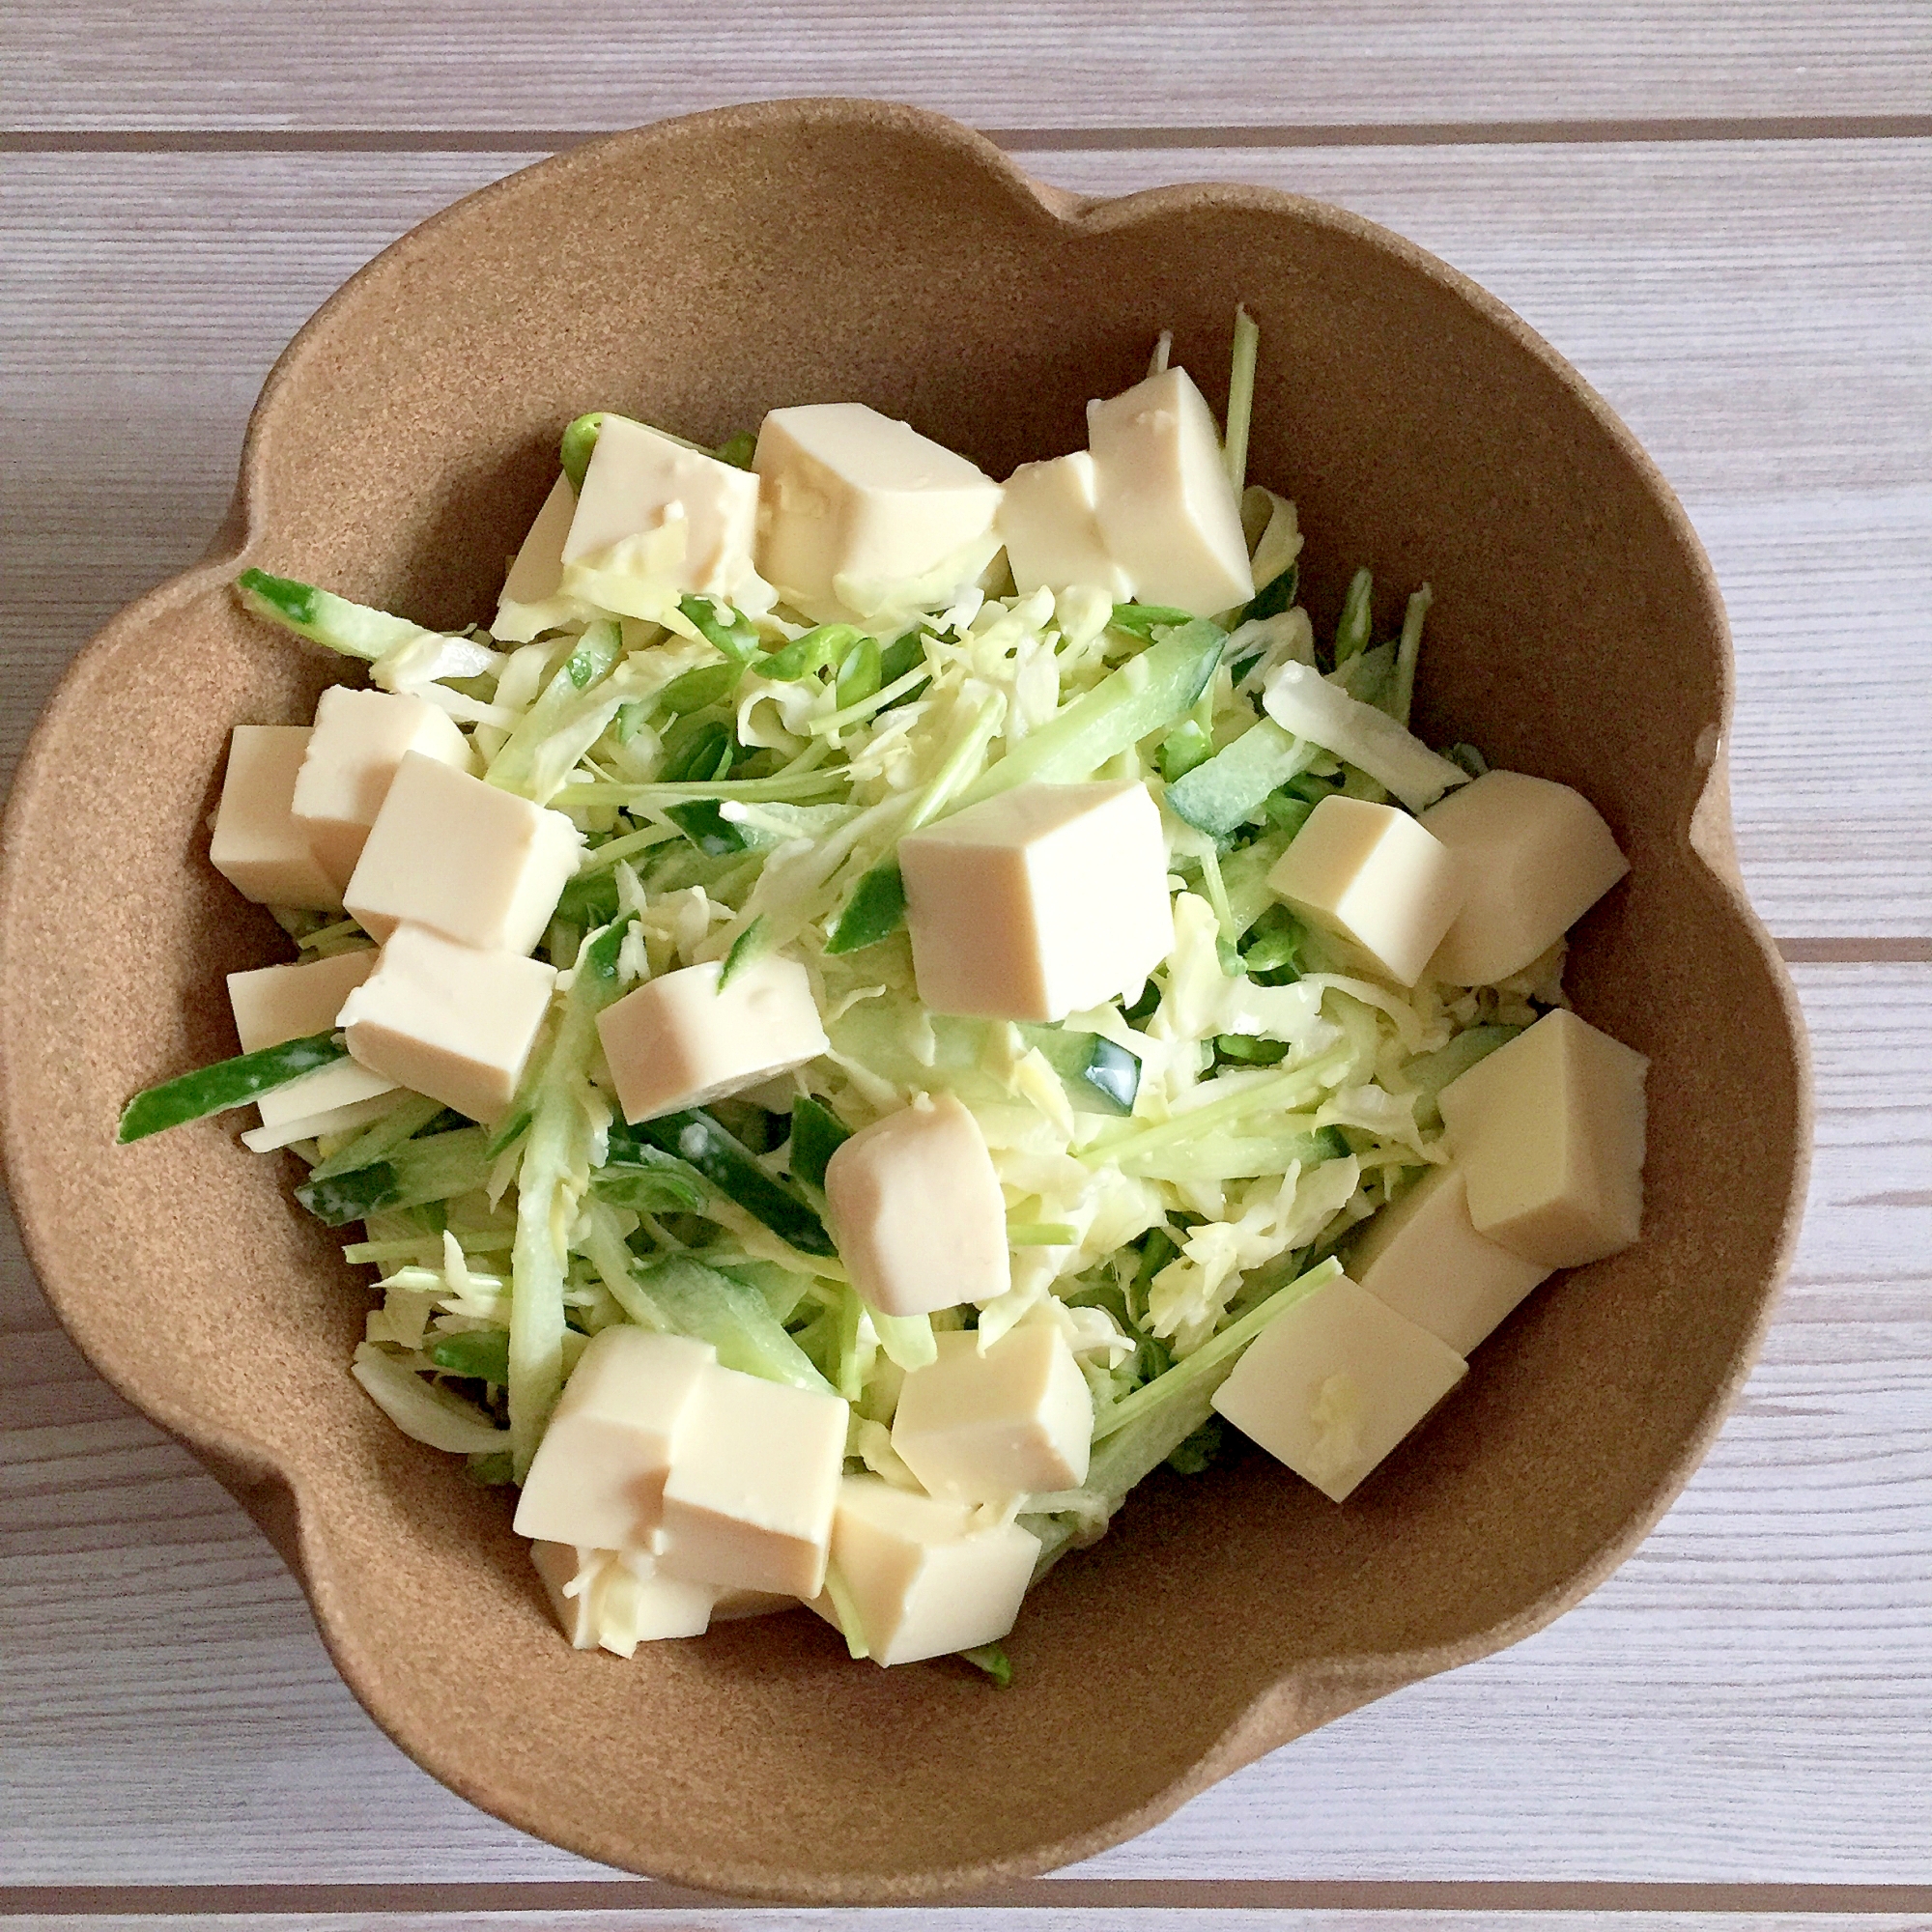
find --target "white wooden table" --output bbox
[4,8,1929,1927]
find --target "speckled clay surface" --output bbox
[0,99,1808,1903]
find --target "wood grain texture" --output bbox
[4,1,1930,133]
[4,962,1925,1888]
[9,1910,1932,1932]
[3,144,1927,937]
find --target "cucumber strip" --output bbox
[958,1641,1013,1687]
[619,1110,837,1257]
[833,635,882,711]
[653,661,741,718]
[677,595,764,664]
[1333,567,1374,666]
[1106,603,1196,639]
[1165,717,1319,838]
[1092,1257,1341,1443]
[1236,558,1300,628]
[117,1032,348,1144]
[1223,303,1260,495]
[715,914,770,990]
[633,1254,834,1393]
[560,412,604,492]
[507,918,634,1475]
[233,569,430,663]
[823,860,906,955]
[1157,718,1213,783]
[954,619,1224,810]
[305,1091,446,1181]
[588,1146,710,1214]
[713,430,757,469]
[1016,1024,1139,1115]
[429,1328,511,1382]
[758,623,864,682]
[1007,1223,1079,1247]
[786,1095,851,1190]
[1391,584,1432,728]
[296,1126,494,1225]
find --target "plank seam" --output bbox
[4,114,1932,155]
[8,1879,1932,1914]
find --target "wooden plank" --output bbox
[3,146,1927,937]
[3,1,1929,134]
[8,1906,1932,1932]
[3,963,1925,1888]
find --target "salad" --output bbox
[121,314,1647,1677]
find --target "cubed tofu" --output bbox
[898,781,1174,1021]
[226,947,396,1135]
[1350,1164,1550,1355]
[892,1323,1093,1504]
[561,414,761,600]
[291,687,476,889]
[753,403,1004,622]
[823,1094,1010,1318]
[1437,1008,1648,1268]
[1419,770,1630,986]
[1211,1272,1467,1503]
[1087,366,1254,617]
[807,1476,1038,1666]
[338,923,556,1123]
[997,451,1133,599]
[344,751,583,954]
[529,1540,606,1649]
[596,955,829,1124]
[656,1362,849,1599]
[513,1329,718,1550]
[497,472,577,629]
[208,725,344,912]
[1266,795,1463,987]
[528,1542,719,1656]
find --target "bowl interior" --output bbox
[0,101,1806,1900]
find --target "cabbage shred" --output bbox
[232,323,1570,1601]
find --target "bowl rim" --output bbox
[0,96,1813,1901]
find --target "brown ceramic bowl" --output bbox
[0,100,1807,1900]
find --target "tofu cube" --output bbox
[226,947,396,1135]
[753,403,1003,622]
[561,414,761,600]
[528,1543,719,1656]
[997,451,1132,600]
[495,472,578,640]
[1266,795,1463,987]
[656,1362,849,1599]
[1350,1164,1550,1355]
[1437,1008,1648,1268]
[898,781,1174,1021]
[1419,770,1630,986]
[337,923,556,1123]
[292,687,476,889]
[596,955,829,1124]
[529,1540,606,1649]
[808,1476,1039,1666]
[892,1323,1093,1504]
[207,725,344,912]
[1087,366,1254,617]
[1211,1272,1467,1503]
[344,751,583,955]
[513,1329,718,1550]
[823,1094,1010,1318]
